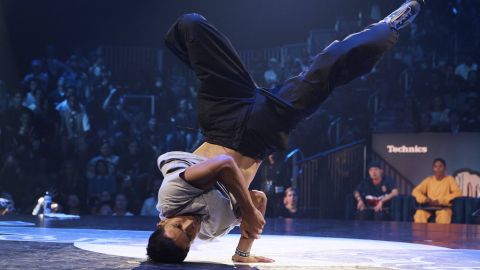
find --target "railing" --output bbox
[367,91,380,115]
[295,140,366,219]
[327,117,342,146]
[238,42,307,72]
[123,94,156,116]
[239,47,282,71]
[370,150,415,195]
[102,46,163,83]
[280,42,308,63]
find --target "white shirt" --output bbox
[156,151,240,240]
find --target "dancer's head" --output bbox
[147,215,202,263]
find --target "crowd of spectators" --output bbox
[377,1,480,134]
[0,0,478,218]
[0,47,200,216]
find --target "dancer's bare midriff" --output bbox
[193,142,262,187]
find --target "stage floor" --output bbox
[0,215,479,270]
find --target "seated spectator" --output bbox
[412,158,461,224]
[86,142,119,179]
[22,79,43,111]
[96,200,113,216]
[277,187,300,218]
[455,56,478,81]
[87,159,117,198]
[49,77,68,106]
[113,193,134,216]
[117,139,150,195]
[140,179,162,216]
[425,96,450,131]
[64,194,82,215]
[353,161,398,221]
[2,91,33,134]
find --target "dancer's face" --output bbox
[158,216,202,249]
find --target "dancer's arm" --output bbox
[183,154,265,238]
[232,190,274,263]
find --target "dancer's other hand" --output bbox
[240,208,265,239]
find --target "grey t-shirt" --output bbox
[156,151,241,240]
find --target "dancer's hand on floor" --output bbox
[232,254,275,263]
[240,208,265,239]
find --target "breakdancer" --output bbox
[148,0,424,264]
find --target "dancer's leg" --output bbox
[277,0,423,118]
[165,13,257,148]
[165,13,256,98]
[277,22,398,116]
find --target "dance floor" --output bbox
[0,215,479,269]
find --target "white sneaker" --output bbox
[383,0,424,31]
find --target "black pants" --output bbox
[165,13,398,159]
[355,209,390,221]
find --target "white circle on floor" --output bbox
[1,226,479,269]
[74,234,454,268]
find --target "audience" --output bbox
[112,193,134,216]
[87,159,117,199]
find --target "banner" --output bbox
[372,133,480,197]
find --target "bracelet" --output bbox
[235,248,250,258]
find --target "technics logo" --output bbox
[386,145,428,153]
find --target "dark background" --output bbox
[2,0,381,76]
